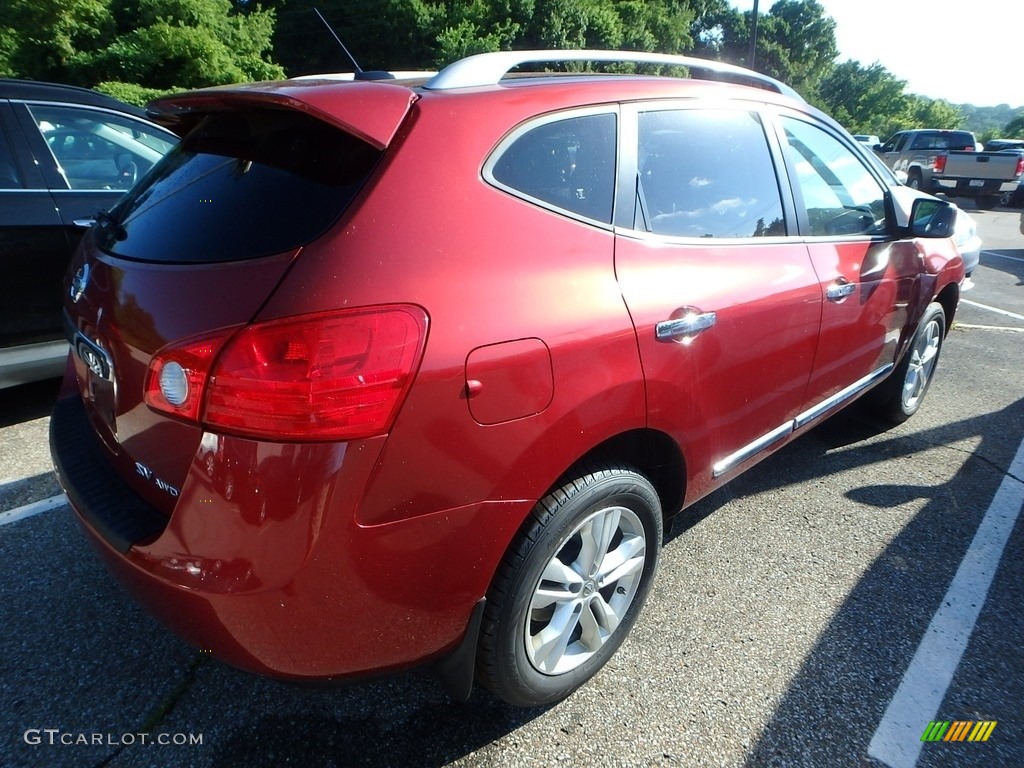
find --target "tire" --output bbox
[866,302,945,424]
[906,169,922,190]
[476,463,662,707]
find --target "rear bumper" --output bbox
[50,391,530,680]
[933,178,1018,195]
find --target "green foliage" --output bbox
[2,0,282,92]
[1,0,115,81]
[904,95,964,131]
[273,0,693,76]
[957,103,1024,138]
[93,79,177,106]
[819,60,909,137]
[754,1,837,98]
[1004,114,1024,138]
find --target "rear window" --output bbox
[97,109,381,263]
[908,131,976,151]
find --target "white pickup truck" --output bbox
[874,129,1024,209]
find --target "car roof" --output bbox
[0,78,147,117]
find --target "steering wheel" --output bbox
[115,153,139,189]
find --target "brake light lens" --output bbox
[1016,156,1024,178]
[146,306,428,441]
[932,155,946,174]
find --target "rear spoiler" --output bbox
[147,80,418,150]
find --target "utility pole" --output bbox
[747,0,760,69]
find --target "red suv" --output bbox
[51,50,965,707]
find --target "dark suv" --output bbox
[50,51,965,707]
[0,79,177,388]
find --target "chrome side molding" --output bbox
[712,364,895,478]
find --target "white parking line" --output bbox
[955,323,1024,333]
[960,299,1024,322]
[0,494,67,527]
[867,436,1024,767]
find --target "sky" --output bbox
[728,0,1023,108]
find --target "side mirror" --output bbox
[909,198,956,239]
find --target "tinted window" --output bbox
[490,112,616,224]
[909,131,975,151]
[98,110,381,263]
[637,109,785,238]
[28,104,175,191]
[782,118,887,237]
[0,125,23,189]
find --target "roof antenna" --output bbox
[313,8,362,73]
[312,8,394,80]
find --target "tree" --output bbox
[818,60,910,138]
[1004,113,1024,138]
[752,0,836,99]
[0,0,114,81]
[75,0,283,90]
[0,0,282,101]
[904,95,963,131]
[272,0,697,76]
[686,0,836,102]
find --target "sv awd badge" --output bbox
[135,462,180,498]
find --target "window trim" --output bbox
[482,104,620,230]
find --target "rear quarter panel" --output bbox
[257,91,647,525]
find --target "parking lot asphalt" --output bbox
[1,204,1021,768]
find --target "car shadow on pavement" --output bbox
[712,397,1024,767]
[206,691,546,768]
[980,248,1024,285]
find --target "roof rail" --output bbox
[423,49,802,100]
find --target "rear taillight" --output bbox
[1016,156,1024,178]
[145,306,428,440]
[144,328,237,422]
[932,155,947,174]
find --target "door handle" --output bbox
[826,281,857,301]
[656,311,717,341]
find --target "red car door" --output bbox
[615,105,822,505]
[775,114,921,424]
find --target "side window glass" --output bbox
[489,112,616,224]
[782,117,887,237]
[27,104,175,191]
[637,109,785,238]
[0,126,24,189]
